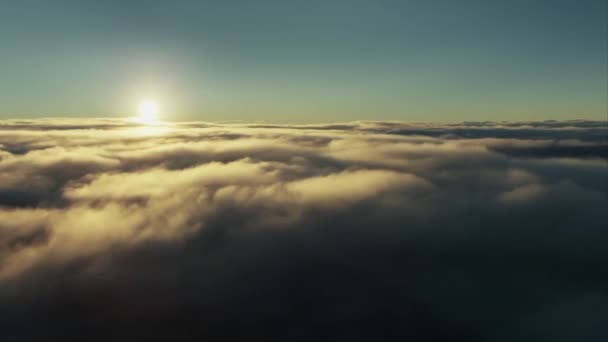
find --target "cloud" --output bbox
[0,119,607,341]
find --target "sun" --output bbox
[136,100,159,124]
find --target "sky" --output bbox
[0,0,606,122]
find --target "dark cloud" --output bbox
[489,144,608,159]
[0,119,607,341]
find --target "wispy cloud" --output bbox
[1,119,607,341]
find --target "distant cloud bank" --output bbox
[1,119,607,341]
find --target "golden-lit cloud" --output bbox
[0,119,607,340]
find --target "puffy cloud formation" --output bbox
[1,119,607,341]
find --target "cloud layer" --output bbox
[1,119,607,341]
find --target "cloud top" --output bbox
[1,119,607,341]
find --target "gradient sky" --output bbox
[0,0,606,122]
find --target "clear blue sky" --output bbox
[0,0,606,122]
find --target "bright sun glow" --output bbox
[136,100,159,124]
